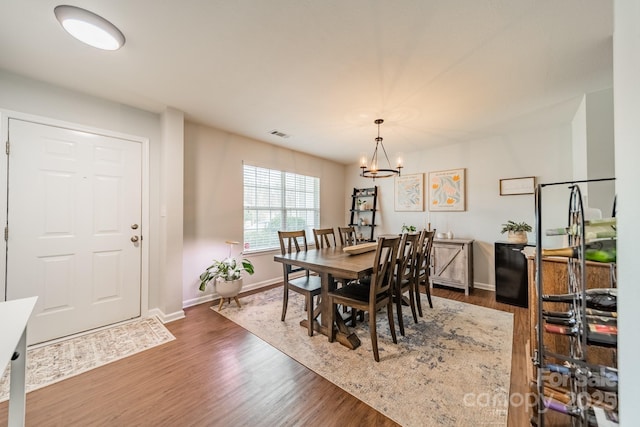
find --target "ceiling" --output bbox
[0,0,613,165]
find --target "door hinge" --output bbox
[4,226,7,241]
[5,140,9,155]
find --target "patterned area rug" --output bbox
[216,287,513,426]
[0,316,175,402]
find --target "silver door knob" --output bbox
[131,224,139,230]
[131,236,139,243]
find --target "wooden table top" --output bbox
[274,246,376,280]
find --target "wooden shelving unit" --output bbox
[348,186,377,242]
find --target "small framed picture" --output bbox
[499,176,535,195]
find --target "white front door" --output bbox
[6,118,142,344]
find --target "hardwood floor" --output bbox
[0,285,532,426]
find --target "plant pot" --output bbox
[507,231,528,244]
[215,278,243,298]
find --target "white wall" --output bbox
[345,123,576,289]
[573,88,616,215]
[614,0,640,423]
[572,95,588,183]
[182,122,346,306]
[0,69,183,320]
[586,88,616,214]
[156,108,185,319]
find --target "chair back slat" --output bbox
[370,236,401,300]
[313,228,337,248]
[415,230,436,278]
[278,230,307,255]
[278,230,308,274]
[338,226,357,246]
[398,232,420,282]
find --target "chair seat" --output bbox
[288,275,322,294]
[357,276,371,286]
[329,282,388,306]
[330,282,368,299]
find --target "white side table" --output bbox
[1,297,37,427]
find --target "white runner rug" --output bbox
[0,316,175,402]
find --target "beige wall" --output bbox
[344,122,579,289]
[182,122,346,306]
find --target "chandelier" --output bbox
[360,119,403,179]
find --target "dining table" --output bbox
[273,244,378,349]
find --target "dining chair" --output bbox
[414,229,436,315]
[313,227,338,248]
[313,227,353,306]
[393,232,420,336]
[278,230,322,336]
[338,226,357,246]
[327,235,400,362]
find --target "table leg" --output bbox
[319,272,361,349]
[8,327,27,427]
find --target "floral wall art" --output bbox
[395,173,424,211]
[429,168,466,212]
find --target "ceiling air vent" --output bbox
[270,130,290,138]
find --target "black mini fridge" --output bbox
[495,241,531,308]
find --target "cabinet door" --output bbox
[432,243,467,285]
[495,242,529,307]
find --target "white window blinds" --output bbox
[243,164,319,252]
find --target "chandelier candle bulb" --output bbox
[359,119,402,179]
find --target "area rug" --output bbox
[216,288,513,426]
[0,316,175,402]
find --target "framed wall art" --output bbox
[428,168,466,212]
[499,176,535,195]
[395,173,424,211]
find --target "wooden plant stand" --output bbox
[218,296,241,311]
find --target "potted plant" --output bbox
[401,223,417,233]
[501,220,532,244]
[198,241,255,310]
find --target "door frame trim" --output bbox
[0,109,150,318]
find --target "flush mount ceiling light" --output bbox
[54,5,125,51]
[359,119,403,180]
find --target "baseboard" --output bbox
[148,307,185,323]
[182,277,281,309]
[474,282,495,292]
[183,279,496,309]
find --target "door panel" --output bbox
[6,118,142,344]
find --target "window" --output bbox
[243,164,320,252]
